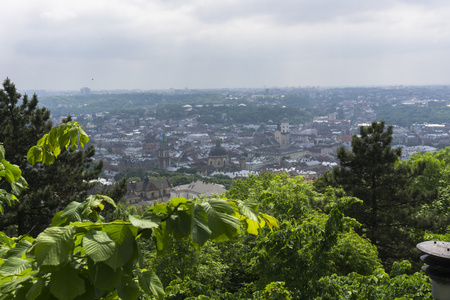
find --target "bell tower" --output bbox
[158,134,170,169]
[275,118,290,150]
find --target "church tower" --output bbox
[158,134,170,169]
[274,118,290,150]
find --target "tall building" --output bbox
[80,87,91,95]
[274,118,290,150]
[158,134,170,169]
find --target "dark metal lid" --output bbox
[421,254,450,273]
[422,265,450,282]
[417,241,450,259]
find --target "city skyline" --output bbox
[2,0,450,91]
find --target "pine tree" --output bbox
[0,77,52,165]
[315,121,430,267]
[0,78,125,236]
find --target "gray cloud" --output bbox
[2,0,450,90]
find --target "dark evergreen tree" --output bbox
[0,78,126,236]
[0,78,52,165]
[315,121,430,268]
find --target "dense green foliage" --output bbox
[0,164,435,299]
[396,148,450,241]
[315,121,437,268]
[375,103,450,127]
[127,172,433,299]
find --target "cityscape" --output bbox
[33,85,450,205]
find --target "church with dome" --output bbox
[208,140,229,168]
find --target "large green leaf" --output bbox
[236,200,260,221]
[60,201,83,222]
[0,245,9,257]
[167,211,191,237]
[153,222,169,252]
[104,224,135,244]
[168,197,191,209]
[59,196,115,225]
[0,231,13,247]
[207,198,235,214]
[5,238,32,258]
[87,260,122,291]
[104,225,136,270]
[51,211,66,227]
[78,127,89,147]
[88,194,116,208]
[148,203,169,215]
[117,275,140,300]
[0,257,31,276]
[26,146,42,166]
[202,200,240,241]
[50,265,85,300]
[129,214,160,229]
[1,159,21,184]
[261,213,279,230]
[34,226,76,267]
[190,204,211,247]
[0,273,33,294]
[9,281,33,300]
[72,278,95,300]
[9,176,27,197]
[138,269,164,299]
[26,278,44,300]
[246,219,260,235]
[83,230,115,263]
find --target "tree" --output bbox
[316,262,431,300]
[400,148,450,235]
[315,121,429,267]
[400,147,450,193]
[225,173,386,298]
[0,78,116,236]
[0,78,52,165]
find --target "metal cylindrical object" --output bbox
[417,241,450,300]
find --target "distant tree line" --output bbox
[155,104,311,125]
[375,104,450,127]
[40,93,226,116]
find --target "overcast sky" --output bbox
[2,0,450,90]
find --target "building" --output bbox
[274,118,290,150]
[126,178,172,204]
[158,134,170,169]
[170,181,226,200]
[208,140,229,168]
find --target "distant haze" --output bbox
[2,0,450,91]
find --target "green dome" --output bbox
[209,146,227,157]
